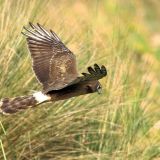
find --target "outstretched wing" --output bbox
[68,64,107,85]
[22,23,78,93]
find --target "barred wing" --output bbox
[22,23,78,93]
[69,64,107,85]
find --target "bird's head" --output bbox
[85,80,102,94]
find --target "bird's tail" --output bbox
[0,92,51,115]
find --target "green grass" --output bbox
[0,0,160,159]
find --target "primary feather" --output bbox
[22,23,78,93]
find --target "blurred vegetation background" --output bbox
[0,0,160,159]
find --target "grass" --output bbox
[0,0,160,159]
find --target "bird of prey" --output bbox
[0,23,107,115]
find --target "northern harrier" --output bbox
[0,23,107,114]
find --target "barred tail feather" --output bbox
[0,92,51,115]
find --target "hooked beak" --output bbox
[96,83,102,94]
[97,87,102,94]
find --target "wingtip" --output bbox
[37,23,41,27]
[101,65,107,76]
[93,64,107,77]
[94,63,100,70]
[87,66,93,71]
[21,31,25,36]
[21,26,27,36]
[37,23,45,30]
[101,65,105,69]
[29,22,32,26]
[94,63,99,67]
[87,66,96,75]
[29,22,35,29]
[23,26,27,30]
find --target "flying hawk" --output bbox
[0,23,107,115]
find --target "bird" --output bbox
[0,23,107,115]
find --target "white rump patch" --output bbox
[33,91,51,104]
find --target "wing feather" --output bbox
[68,64,107,86]
[22,23,78,93]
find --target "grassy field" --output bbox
[0,0,160,159]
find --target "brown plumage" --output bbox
[23,23,78,93]
[0,23,107,115]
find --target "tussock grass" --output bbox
[0,0,160,159]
